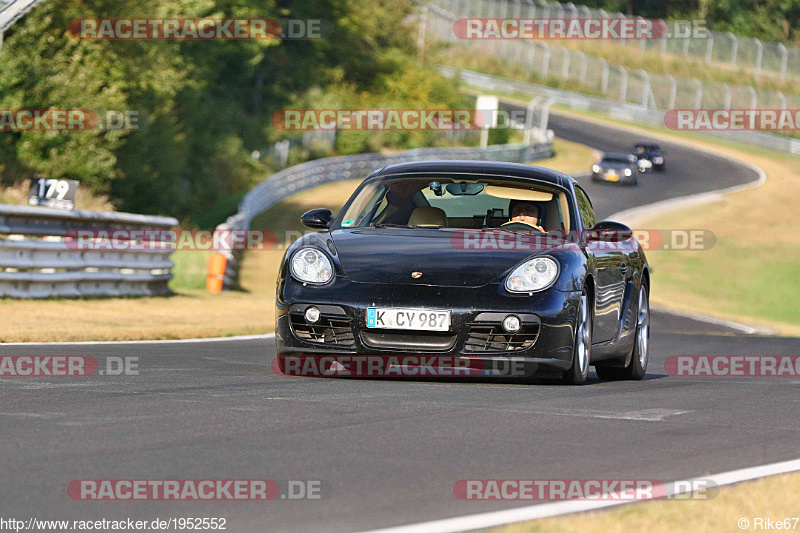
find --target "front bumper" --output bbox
[592,170,637,184]
[276,277,580,374]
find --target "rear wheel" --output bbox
[561,290,592,385]
[595,283,649,380]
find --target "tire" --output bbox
[561,290,592,385]
[595,282,650,381]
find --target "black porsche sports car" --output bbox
[631,143,665,171]
[275,161,650,384]
[591,153,643,185]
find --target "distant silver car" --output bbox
[592,153,644,185]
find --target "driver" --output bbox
[501,200,545,232]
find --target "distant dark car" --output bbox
[275,161,651,385]
[592,153,642,185]
[631,143,665,171]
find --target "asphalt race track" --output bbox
[2,113,798,532]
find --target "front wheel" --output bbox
[561,290,592,385]
[595,283,649,380]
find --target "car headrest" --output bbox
[408,207,447,228]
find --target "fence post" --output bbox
[682,23,690,56]
[618,66,628,103]
[637,69,650,107]
[560,46,570,79]
[417,4,428,64]
[525,40,535,67]
[537,97,555,142]
[522,96,542,145]
[540,42,550,78]
[727,32,738,66]
[776,91,786,110]
[599,58,609,94]
[693,78,703,108]
[667,75,677,110]
[565,2,578,18]
[577,51,587,84]
[638,16,647,52]
[705,32,713,63]
[754,39,763,81]
[723,83,731,110]
[778,43,788,82]
[747,86,757,110]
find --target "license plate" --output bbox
[605,171,619,181]
[366,308,451,332]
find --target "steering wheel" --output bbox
[500,221,545,232]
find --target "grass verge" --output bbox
[549,105,800,336]
[491,471,800,533]
[0,138,593,342]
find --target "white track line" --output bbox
[360,457,800,533]
[0,333,275,346]
[652,306,770,335]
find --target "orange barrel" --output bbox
[206,253,227,293]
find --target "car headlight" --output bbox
[505,256,560,293]
[290,247,333,284]
[624,168,632,176]
[654,157,663,164]
[592,164,601,173]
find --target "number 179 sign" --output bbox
[28,178,79,210]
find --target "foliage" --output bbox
[0,0,464,224]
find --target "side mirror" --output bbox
[301,208,334,229]
[584,221,632,243]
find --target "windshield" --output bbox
[602,155,633,164]
[338,175,572,232]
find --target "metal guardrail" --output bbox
[214,142,554,289]
[0,0,43,32]
[440,67,800,156]
[0,204,178,298]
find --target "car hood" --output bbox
[330,228,559,288]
